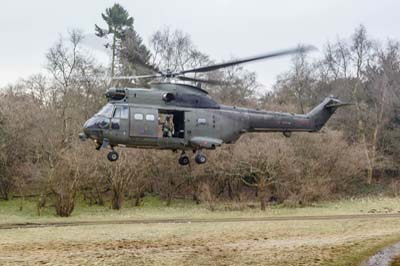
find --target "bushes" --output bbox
[218,130,365,209]
[47,152,80,217]
[0,127,371,216]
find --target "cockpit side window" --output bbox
[113,106,129,119]
[96,103,114,118]
[113,107,121,118]
[121,106,129,119]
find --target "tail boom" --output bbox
[247,96,348,133]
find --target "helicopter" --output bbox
[79,46,351,165]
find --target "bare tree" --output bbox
[209,65,258,106]
[273,47,316,113]
[231,135,293,210]
[350,25,375,183]
[364,41,400,182]
[149,27,210,73]
[48,151,80,217]
[106,150,149,210]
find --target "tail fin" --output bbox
[307,96,352,131]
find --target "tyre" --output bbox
[179,155,190,165]
[195,154,207,164]
[107,151,119,161]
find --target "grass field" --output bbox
[1,196,400,224]
[1,196,400,265]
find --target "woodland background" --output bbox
[0,4,399,216]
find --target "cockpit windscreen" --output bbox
[96,103,114,118]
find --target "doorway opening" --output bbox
[158,110,185,138]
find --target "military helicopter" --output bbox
[79,46,351,165]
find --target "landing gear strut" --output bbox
[194,151,207,164]
[96,139,118,162]
[107,150,119,162]
[95,141,102,150]
[178,151,190,166]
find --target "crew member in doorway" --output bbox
[162,115,174,137]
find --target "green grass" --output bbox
[1,195,400,224]
[322,236,400,266]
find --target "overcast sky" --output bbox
[1,0,399,90]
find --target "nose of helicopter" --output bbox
[79,118,93,141]
[80,116,108,141]
[83,117,94,135]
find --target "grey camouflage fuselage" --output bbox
[82,83,346,152]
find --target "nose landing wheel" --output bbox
[107,150,119,162]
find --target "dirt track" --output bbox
[1,213,400,230]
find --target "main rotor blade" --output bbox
[176,75,223,85]
[112,74,162,80]
[178,46,316,75]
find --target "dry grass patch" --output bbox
[1,217,400,265]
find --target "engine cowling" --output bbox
[105,88,126,101]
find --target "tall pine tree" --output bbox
[95,3,150,77]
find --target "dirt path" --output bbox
[1,213,400,230]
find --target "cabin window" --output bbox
[197,118,207,125]
[121,106,129,119]
[145,114,155,121]
[134,113,143,120]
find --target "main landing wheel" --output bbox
[179,155,190,166]
[107,150,119,162]
[195,153,207,164]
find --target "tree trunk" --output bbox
[192,193,200,204]
[258,180,267,211]
[227,180,234,200]
[353,82,374,184]
[0,177,11,200]
[259,190,266,211]
[134,193,141,206]
[360,127,374,184]
[111,188,123,210]
[95,185,104,206]
[111,34,116,77]
[166,193,172,207]
[370,80,387,183]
